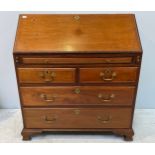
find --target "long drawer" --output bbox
[23,107,132,129]
[20,56,133,64]
[80,67,138,83]
[17,68,76,84]
[20,86,135,106]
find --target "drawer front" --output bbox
[23,108,132,129]
[21,57,132,64]
[21,86,135,106]
[18,68,75,84]
[80,67,138,83]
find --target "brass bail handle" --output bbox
[44,115,57,123]
[100,69,117,81]
[98,93,115,102]
[40,93,55,102]
[39,71,56,82]
[97,115,112,123]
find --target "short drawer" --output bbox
[20,86,135,106]
[17,68,75,84]
[23,107,132,129]
[80,67,138,83]
[20,57,133,64]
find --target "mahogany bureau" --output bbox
[13,14,142,141]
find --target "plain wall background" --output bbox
[0,11,154,109]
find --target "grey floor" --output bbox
[0,109,155,143]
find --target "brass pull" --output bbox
[74,15,80,20]
[40,94,55,102]
[100,69,117,81]
[74,88,80,94]
[74,109,80,115]
[39,71,56,82]
[44,116,57,123]
[97,115,112,123]
[98,93,115,102]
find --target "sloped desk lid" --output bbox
[14,14,142,53]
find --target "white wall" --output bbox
[135,12,155,109]
[0,11,155,109]
[0,12,19,108]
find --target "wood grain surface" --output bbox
[20,86,135,106]
[14,14,142,53]
[18,68,76,84]
[23,107,132,129]
[80,67,138,83]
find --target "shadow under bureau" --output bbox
[13,14,142,141]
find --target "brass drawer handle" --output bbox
[39,71,56,82]
[98,93,115,102]
[74,88,80,94]
[97,115,112,123]
[100,69,117,81]
[40,93,55,102]
[44,116,57,123]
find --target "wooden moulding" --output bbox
[22,128,134,141]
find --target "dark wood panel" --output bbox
[80,67,138,83]
[20,86,135,106]
[18,68,76,84]
[23,107,132,129]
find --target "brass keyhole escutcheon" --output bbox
[74,15,80,21]
[74,109,80,115]
[74,88,80,94]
